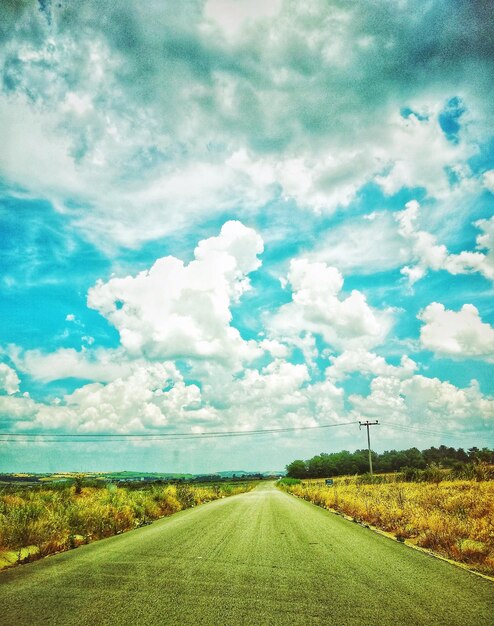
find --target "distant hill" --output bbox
[0,469,285,484]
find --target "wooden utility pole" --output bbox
[359,421,379,475]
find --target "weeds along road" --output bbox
[0,482,492,626]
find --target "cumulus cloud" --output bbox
[418,303,494,361]
[1,2,493,459]
[315,201,494,283]
[195,358,344,432]
[87,221,263,364]
[350,374,494,431]
[0,362,209,434]
[306,204,494,283]
[7,346,143,383]
[0,394,38,424]
[259,339,290,359]
[269,259,393,351]
[65,363,203,433]
[398,202,494,284]
[326,350,417,382]
[227,101,475,216]
[0,363,20,394]
[484,170,494,193]
[0,356,347,437]
[222,359,311,416]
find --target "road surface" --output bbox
[0,482,492,625]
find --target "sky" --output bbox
[0,0,493,474]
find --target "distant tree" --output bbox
[286,460,307,478]
[286,444,491,479]
[73,473,85,495]
[476,448,494,463]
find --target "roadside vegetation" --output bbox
[280,472,494,576]
[286,445,494,478]
[0,479,255,569]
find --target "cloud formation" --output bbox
[308,204,494,283]
[87,221,263,363]
[326,350,417,383]
[418,303,494,361]
[351,374,494,432]
[0,363,20,394]
[1,2,493,470]
[1,1,493,248]
[270,259,393,351]
[398,203,494,284]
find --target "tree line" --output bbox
[286,445,494,478]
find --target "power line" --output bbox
[0,418,491,446]
[380,421,494,445]
[0,420,359,443]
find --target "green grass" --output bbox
[277,477,301,486]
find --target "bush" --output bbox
[278,477,301,486]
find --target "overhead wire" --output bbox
[379,420,494,446]
[0,419,491,446]
[0,420,360,443]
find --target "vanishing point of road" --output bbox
[0,482,492,625]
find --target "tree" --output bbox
[73,473,85,495]
[286,444,490,479]
[286,460,307,478]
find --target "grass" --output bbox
[280,475,494,576]
[0,480,255,569]
[277,477,301,486]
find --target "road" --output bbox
[0,482,492,625]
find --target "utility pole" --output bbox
[359,421,379,475]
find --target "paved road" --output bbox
[0,482,492,625]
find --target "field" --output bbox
[0,480,255,569]
[280,475,494,576]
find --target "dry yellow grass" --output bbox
[0,481,254,568]
[282,478,494,576]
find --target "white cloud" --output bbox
[0,363,20,394]
[484,170,494,193]
[0,362,209,434]
[458,216,494,281]
[418,303,494,361]
[326,350,417,382]
[0,3,491,250]
[0,356,346,437]
[350,374,494,431]
[396,202,494,285]
[196,358,344,431]
[0,394,38,423]
[65,363,202,433]
[269,259,393,351]
[307,211,410,275]
[87,221,263,364]
[0,95,85,202]
[374,108,474,199]
[259,339,290,359]
[204,0,282,38]
[307,205,494,282]
[227,103,474,215]
[7,346,144,383]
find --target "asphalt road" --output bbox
[0,482,492,625]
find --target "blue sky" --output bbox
[0,0,493,473]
